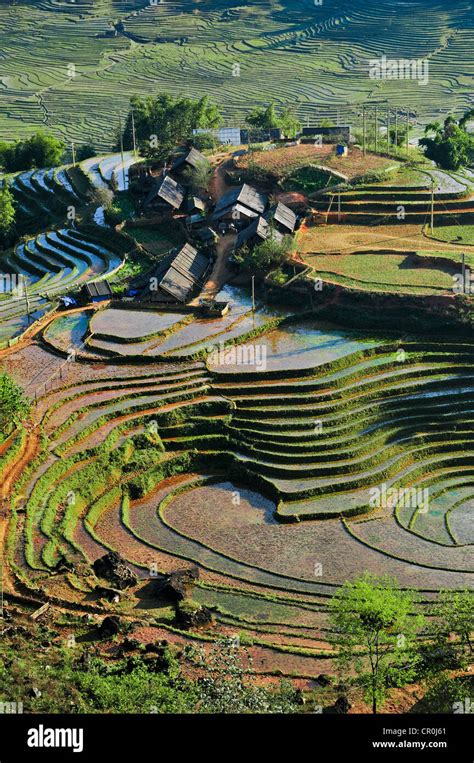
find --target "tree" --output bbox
[122,94,221,163]
[246,103,301,138]
[0,185,16,243]
[234,234,293,277]
[246,103,280,130]
[279,106,301,139]
[388,124,411,147]
[0,132,65,172]
[329,573,424,713]
[419,111,474,170]
[430,590,473,667]
[76,143,96,162]
[183,157,212,193]
[0,373,31,432]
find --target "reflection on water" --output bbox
[210,319,382,373]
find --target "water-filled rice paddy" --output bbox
[90,308,188,340]
[209,321,382,373]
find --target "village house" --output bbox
[80,280,113,304]
[212,183,268,226]
[144,242,210,304]
[143,173,186,215]
[267,201,297,235]
[235,215,283,251]
[171,147,208,174]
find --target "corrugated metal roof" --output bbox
[272,202,297,233]
[214,184,268,215]
[145,174,185,209]
[158,243,209,302]
[83,280,112,298]
[236,216,283,250]
[212,202,260,222]
[172,147,207,171]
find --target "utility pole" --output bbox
[251,275,255,312]
[118,113,126,191]
[337,191,341,221]
[374,106,378,152]
[462,252,466,293]
[71,141,76,167]
[394,108,398,153]
[131,110,137,157]
[24,278,30,325]
[387,107,390,153]
[406,109,410,155]
[430,179,435,232]
[362,107,366,156]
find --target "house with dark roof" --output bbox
[171,147,208,173]
[143,173,186,214]
[235,216,283,251]
[80,280,113,303]
[146,243,210,303]
[212,184,268,224]
[269,201,297,234]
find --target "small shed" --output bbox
[269,201,297,234]
[143,173,186,212]
[80,280,113,303]
[172,147,207,173]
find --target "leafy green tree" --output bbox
[0,373,31,432]
[420,111,474,170]
[246,103,281,130]
[0,132,65,172]
[76,143,96,162]
[0,185,16,243]
[329,573,424,713]
[123,95,221,163]
[246,103,301,138]
[279,106,302,139]
[430,590,473,667]
[234,234,293,276]
[388,124,411,147]
[183,157,212,193]
[319,118,335,128]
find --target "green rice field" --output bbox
[0,0,473,149]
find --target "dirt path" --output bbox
[194,233,237,303]
[208,155,238,202]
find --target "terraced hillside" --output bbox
[9,165,89,232]
[1,307,472,675]
[0,0,473,148]
[0,227,131,345]
[313,171,474,227]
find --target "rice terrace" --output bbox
[0,0,473,733]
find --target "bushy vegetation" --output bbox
[122,95,221,163]
[0,184,15,244]
[420,110,474,170]
[0,630,299,714]
[246,103,301,139]
[0,373,31,433]
[234,235,294,276]
[0,132,65,172]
